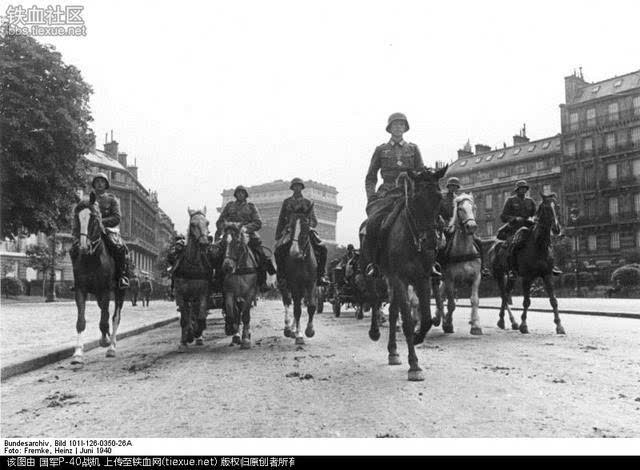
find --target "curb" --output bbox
[1,317,179,381]
[433,302,640,320]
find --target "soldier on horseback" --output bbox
[215,185,276,291]
[166,234,186,298]
[90,173,131,289]
[274,178,329,287]
[362,112,441,278]
[498,180,562,279]
[438,176,489,277]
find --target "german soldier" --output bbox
[362,112,441,278]
[215,185,276,291]
[91,173,131,289]
[274,178,329,287]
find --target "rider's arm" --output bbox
[102,196,121,227]
[215,203,231,235]
[500,198,516,224]
[413,144,425,168]
[365,146,382,201]
[245,203,262,233]
[307,201,318,228]
[275,200,289,240]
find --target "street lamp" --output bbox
[569,207,580,297]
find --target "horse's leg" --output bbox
[433,277,443,327]
[413,277,433,345]
[305,285,316,338]
[195,288,208,346]
[443,277,456,334]
[519,277,533,334]
[240,299,252,349]
[496,273,507,329]
[293,293,304,345]
[542,274,565,335]
[231,298,242,346]
[282,288,294,338]
[469,269,482,335]
[107,288,125,357]
[176,287,190,351]
[71,289,87,364]
[386,281,401,366]
[393,279,423,381]
[369,300,381,341]
[97,292,111,348]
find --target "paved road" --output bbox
[1,300,639,438]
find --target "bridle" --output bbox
[402,176,439,252]
[454,197,477,235]
[223,225,255,275]
[76,207,103,255]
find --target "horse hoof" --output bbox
[519,324,529,334]
[240,339,251,349]
[106,349,116,358]
[433,317,441,327]
[284,327,294,338]
[295,337,305,345]
[470,326,483,336]
[232,335,242,345]
[70,355,84,365]
[195,337,204,346]
[443,324,454,334]
[99,337,110,348]
[556,325,566,335]
[388,354,401,366]
[408,369,425,382]
[305,327,315,338]
[497,319,505,330]
[369,329,380,341]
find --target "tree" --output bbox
[0,29,95,238]
[552,235,573,271]
[25,242,66,295]
[611,264,640,288]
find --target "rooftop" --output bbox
[569,69,640,105]
[84,148,127,171]
[447,135,561,175]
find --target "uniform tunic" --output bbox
[275,195,317,242]
[365,139,424,201]
[216,200,262,238]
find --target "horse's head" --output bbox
[405,165,448,227]
[288,212,311,260]
[222,222,248,274]
[74,192,103,255]
[187,207,210,247]
[451,193,477,235]
[537,192,561,236]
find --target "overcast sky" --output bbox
[25,0,640,244]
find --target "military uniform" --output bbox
[215,186,276,290]
[274,178,328,286]
[361,113,426,276]
[91,173,131,288]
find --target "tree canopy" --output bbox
[0,30,94,237]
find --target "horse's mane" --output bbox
[449,193,474,230]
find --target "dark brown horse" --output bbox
[70,193,125,364]
[173,208,213,350]
[488,193,565,334]
[370,166,447,381]
[279,213,317,345]
[221,222,258,349]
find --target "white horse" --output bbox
[434,193,483,335]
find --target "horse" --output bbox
[70,193,125,364]
[488,193,564,334]
[173,207,213,350]
[369,166,447,381]
[279,212,317,345]
[433,193,483,335]
[221,222,259,349]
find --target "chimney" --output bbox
[457,139,474,159]
[475,144,492,154]
[127,157,138,179]
[118,152,128,167]
[564,69,587,104]
[104,139,119,159]
[512,124,530,146]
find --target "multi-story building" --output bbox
[218,180,342,250]
[560,69,640,270]
[0,135,177,291]
[445,128,563,241]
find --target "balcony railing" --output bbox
[564,108,640,133]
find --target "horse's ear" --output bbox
[203,205,207,215]
[188,207,193,216]
[434,165,449,181]
[89,191,96,205]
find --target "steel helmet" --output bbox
[513,180,530,192]
[91,172,110,189]
[290,178,305,190]
[386,112,410,133]
[233,185,249,198]
[446,177,461,188]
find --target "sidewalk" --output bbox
[1,299,180,376]
[442,296,639,318]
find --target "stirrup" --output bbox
[552,267,562,276]
[118,277,130,289]
[365,263,378,278]
[317,276,329,286]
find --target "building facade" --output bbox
[445,129,563,242]
[560,70,640,270]
[1,136,177,290]
[218,180,342,250]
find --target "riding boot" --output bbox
[275,247,287,290]
[113,245,130,289]
[473,236,491,279]
[250,245,271,292]
[314,244,329,286]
